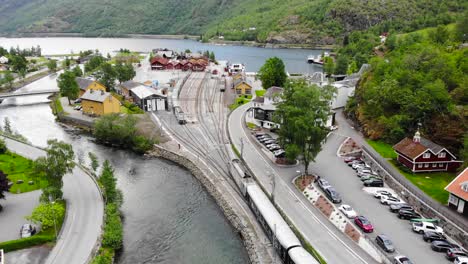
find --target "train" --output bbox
[173,105,186,124]
[244,183,319,264]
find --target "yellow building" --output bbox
[81,89,120,116]
[76,77,107,96]
[232,72,243,81]
[233,78,252,95]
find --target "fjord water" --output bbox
[0,37,320,263]
[0,37,323,73]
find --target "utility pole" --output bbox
[240,137,244,160]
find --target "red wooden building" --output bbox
[445,168,468,216]
[150,57,170,70]
[393,131,462,173]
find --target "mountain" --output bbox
[0,0,465,45]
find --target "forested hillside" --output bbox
[0,0,465,45]
[346,20,467,154]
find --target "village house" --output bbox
[393,131,462,173]
[150,57,170,70]
[233,78,252,95]
[76,77,107,96]
[81,89,120,116]
[130,85,167,112]
[117,80,140,100]
[0,56,9,64]
[445,168,468,217]
[251,87,283,129]
[152,49,175,59]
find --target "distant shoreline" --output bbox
[0,32,335,50]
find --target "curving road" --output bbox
[228,103,378,264]
[2,137,104,264]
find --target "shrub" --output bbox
[132,135,155,154]
[0,138,6,154]
[0,235,53,252]
[102,203,123,250]
[92,247,114,264]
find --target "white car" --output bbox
[374,190,394,199]
[412,222,444,235]
[393,255,414,264]
[381,195,404,205]
[455,256,468,264]
[353,163,370,170]
[357,169,375,177]
[338,204,357,218]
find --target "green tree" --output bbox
[3,117,12,135]
[274,79,335,175]
[334,56,348,75]
[3,71,14,89]
[62,57,71,69]
[347,60,358,75]
[57,71,80,105]
[258,57,287,89]
[0,170,10,199]
[323,57,335,76]
[99,160,122,205]
[0,138,6,154]
[96,63,116,91]
[34,140,75,201]
[47,59,57,72]
[88,152,99,173]
[72,65,83,77]
[26,202,65,229]
[114,63,135,84]
[102,203,123,250]
[18,68,27,82]
[461,133,468,171]
[429,25,449,44]
[10,55,27,73]
[209,51,215,61]
[84,55,105,73]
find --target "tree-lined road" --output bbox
[1,137,103,264]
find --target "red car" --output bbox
[354,216,374,233]
[212,69,218,75]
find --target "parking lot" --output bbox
[311,132,464,263]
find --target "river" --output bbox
[0,37,321,263]
[0,37,323,74]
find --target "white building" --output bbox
[251,87,283,129]
[0,56,8,64]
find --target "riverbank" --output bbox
[0,32,336,50]
[148,142,271,264]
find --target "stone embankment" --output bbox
[148,144,270,264]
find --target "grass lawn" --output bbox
[390,160,455,204]
[0,152,48,193]
[229,97,251,110]
[255,89,266,97]
[366,140,397,159]
[246,122,257,129]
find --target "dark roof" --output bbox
[253,96,264,103]
[265,86,283,98]
[393,136,449,159]
[150,57,169,65]
[120,80,141,90]
[81,89,112,103]
[76,77,94,91]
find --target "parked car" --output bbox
[446,248,468,261]
[74,105,82,110]
[354,216,374,233]
[454,256,468,264]
[423,231,447,242]
[431,240,459,252]
[393,255,414,264]
[266,144,281,151]
[257,134,271,140]
[412,222,444,235]
[376,234,395,253]
[343,156,360,163]
[374,190,393,199]
[398,209,422,220]
[348,160,364,167]
[339,204,357,218]
[353,163,370,170]
[20,224,36,238]
[363,178,384,187]
[259,137,273,143]
[381,195,404,206]
[317,178,332,191]
[74,98,82,104]
[273,149,285,158]
[357,170,376,177]
[263,139,276,145]
[360,175,381,182]
[254,132,266,137]
[324,187,342,203]
[389,203,413,213]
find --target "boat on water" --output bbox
[307,52,330,65]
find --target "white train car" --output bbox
[245,183,318,264]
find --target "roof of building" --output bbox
[130,85,165,99]
[265,86,283,98]
[253,96,264,103]
[150,57,169,65]
[76,77,95,91]
[445,168,468,201]
[120,80,141,90]
[81,89,112,103]
[393,136,452,160]
[234,78,252,88]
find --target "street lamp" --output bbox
[48,195,58,242]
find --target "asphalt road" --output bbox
[311,110,452,264]
[2,137,104,264]
[229,103,379,264]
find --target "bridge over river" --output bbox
[0,89,58,102]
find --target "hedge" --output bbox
[0,233,54,252]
